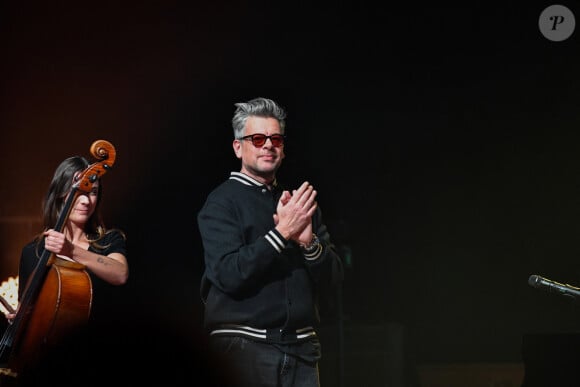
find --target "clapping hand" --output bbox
[273,181,317,244]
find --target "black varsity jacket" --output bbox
[197,172,343,344]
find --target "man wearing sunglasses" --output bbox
[197,97,343,387]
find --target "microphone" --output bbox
[528,274,580,299]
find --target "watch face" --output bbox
[301,234,320,252]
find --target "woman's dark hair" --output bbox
[34,156,122,251]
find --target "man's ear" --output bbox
[233,139,242,159]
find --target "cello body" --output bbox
[6,257,92,377]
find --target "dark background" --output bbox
[1,0,580,384]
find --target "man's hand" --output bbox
[273,181,317,241]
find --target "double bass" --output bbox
[0,140,117,382]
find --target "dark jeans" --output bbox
[209,336,320,387]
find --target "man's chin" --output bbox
[258,162,280,172]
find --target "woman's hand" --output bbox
[4,312,15,324]
[44,229,73,257]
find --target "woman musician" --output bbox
[5,155,129,322]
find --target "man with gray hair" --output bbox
[198,97,343,386]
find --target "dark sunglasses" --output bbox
[239,133,286,147]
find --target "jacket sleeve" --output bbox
[197,199,288,296]
[304,207,344,288]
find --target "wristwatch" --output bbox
[300,233,321,253]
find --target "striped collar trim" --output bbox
[229,172,278,188]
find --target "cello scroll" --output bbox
[74,140,117,193]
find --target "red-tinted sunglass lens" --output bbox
[270,135,284,147]
[251,135,267,147]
